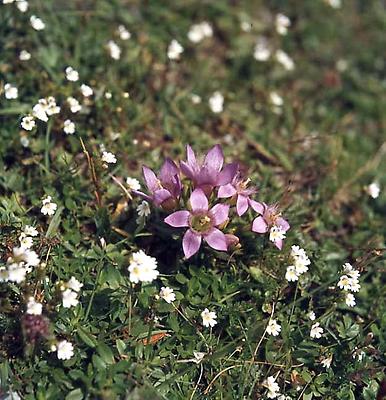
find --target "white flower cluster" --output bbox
[167,39,184,60]
[26,296,43,315]
[41,196,57,216]
[67,96,82,113]
[128,250,159,283]
[126,177,141,191]
[107,40,121,60]
[117,25,131,40]
[101,151,117,165]
[337,262,360,307]
[285,245,311,282]
[61,276,83,308]
[253,38,295,71]
[65,66,79,82]
[187,21,213,43]
[4,83,18,99]
[3,0,28,12]
[275,14,291,36]
[263,375,281,398]
[31,96,60,123]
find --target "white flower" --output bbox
[63,119,75,135]
[325,0,341,8]
[275,14,291,35]
[3,0,15,4]
[128,250,159,283]
[9,247,40,268]
[19,50,31,61]
[167,39,184,60]
[4,83,18,99]
[188,21,213,43]
[266,319,281,336]
[269,226,286,243]
[65,66,79,82]
[21,115,35,131]
[208,91,224,113]
[366,182,380,199]
[30,15,45,30]
[32,103,48,122]
[41,196,57,216]
[117,25,131,40]
[337,275,352,290]
[310,322,323,339]
[201,308,217,328]
[16,0,28,12]
[67,96,82,113]
[7,263,27,283]
[26,297,42,315]
[67,276,83,292]
[24,225,38,236]
[19,234,33,249]
[101,151,117,164]
[20,136,29,148]
[46,96,60,115]
[105,92,112,99]
[254,37,271,61]
[240,20,252,32]
[308,311,316,321]
[62,288,79,308]
[191,94,202,104]
[345,293,356,307]
[321,354,333,369]
[126,177,141,191]
[349,281,361,293]
[270,92,283,107]
[57,340,74,360]
[276,50,295,71]
[80,84,93,97]
[159,287,176,303]
[263,376,281,399]
[285,265,299,282]
[137,201,151,218]
[107,40,121,60]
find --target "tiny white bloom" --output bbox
[159,287,176,303]
[345,293,356,307]
[266,319,281,336]
[4,83,18,99]
[67,276,83,292]
[188,21,213,43]
[41,197,57,216]
[62,288,79,308]
[117,25,131,40]
[30,15,45,30]
[337,275,352,290]
[269,226,286,242]
[128,250,159,283]
[80,84,93,97]
[276,50,295,71]
[101,151,117,164]
[21,115,36,131]
[32,103,48,122]
[65,66,79,82]
[137,201,151,218]
[46,96,60,116]
[240,20,252,32]
[308,311,316,321]
[107,40,121,60]
[191,94,202,104]
[275,14,291,35]
[254,37,271,61]
[19,234,33,249]
[26,297,42,315]
[57,340,74,360]
[285,265,299,282]
[321,354,333,368]
[7,263,27,283]
[16,0,28,12]
[67,96,82,113]
[126,177,141,191]
[19,50,31,61]
[325,0,341,8]
[208,91,224,113]
[105,92,112,99]
[310,322,324,339]
[24,225,38,236]
[366,182,380,199]
[167,39,184,60]
[201,308,217,328]
[263,375,281,399]
[63,119,75,135]
[270,92,283,107]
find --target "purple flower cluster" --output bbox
[136,145,290,259]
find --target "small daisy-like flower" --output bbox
[128,250,159,283]
[345,293,356,307]
[201,308,217,328]
[254,37,271,61]
[101,151,117,164]
[137,201,151,218]
[308,311,316,321]
[167,39,184,60]
[32,102,48,122]
[16,0,28,12]
[366,182,380,199]
[67,276,83,292]
[41,196,57,216]
[57,340,74,360]
[320,354,333,369]
[24,225,38,236]
[285,265,298,282]
[263,375,281,399]
[187,21,213,43]
[30,15,45,30]
[19,50,31,61]
[276,50,295,71]
[80,84,93,97]
[107,40,121,60]
[310,322,323,339]
[62,288,79,308]
[21,115,36,131]
[46,96,60,116]
[266,319,281,336]
[159,287,176,303]
[275,14,291,35]
[269,226,286,243]
[19,234,33,249]
[4,83,18,99]
[126,177,141,191]
[117,25,131,40]
[65,66,79,82]
[7,263,27,283]
[208,91,224,113]
[337,275,352,290]
[26,297,42,315]
[63,119,75,135]
[67,96,82,113]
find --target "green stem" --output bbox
[84,259,104,320]
[44,120,52,174]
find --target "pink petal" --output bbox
[218,183,237,198]
[180,161,195,180]
[183,229,202,259]
[210,204,229,226]
[186,145,197,166]
[153,189,172,206]
[203,144,223,172]
[164,210,190,227]
[189,188,208,211]
[274,238,283,250]
[132,190,152,202]
[250,200,265,214]
[204,228,227,251]
[225,234,239,248]
[218,163,238,185]
[159,158,179,183]
[252,216,268,233]
[277,217,290,232]
[236,195,249,216]
[142,166,159,193]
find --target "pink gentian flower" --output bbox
[180,145,237,195]
[135,159,182,210]
[164,188,230,258]
[251,202,290,250]
[218,173,258,216]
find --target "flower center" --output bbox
[190,213,212,233]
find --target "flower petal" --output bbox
[189,188,208,211]
[203,144,223,172]
[132,190,152,202]
[218,183,237,198]
[236,195,249,216]
[218,163,238,186]
[142,166,159,193]
[153,189,172,206]
[274,238,283,250]
[186,145,197,166]
[183,229,202,259]
[277,217,290,232]
[210,204,229,226]
[180,161,195,180]
[252,216,268,233]
[159,158,179,183]
[164,210,190,227]
[250,200,265,214]
[204,228,227,251]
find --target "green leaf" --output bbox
[77,327,97,348]
[65,388,83,400]
[45,206,64,238]
[96,343,115,365]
